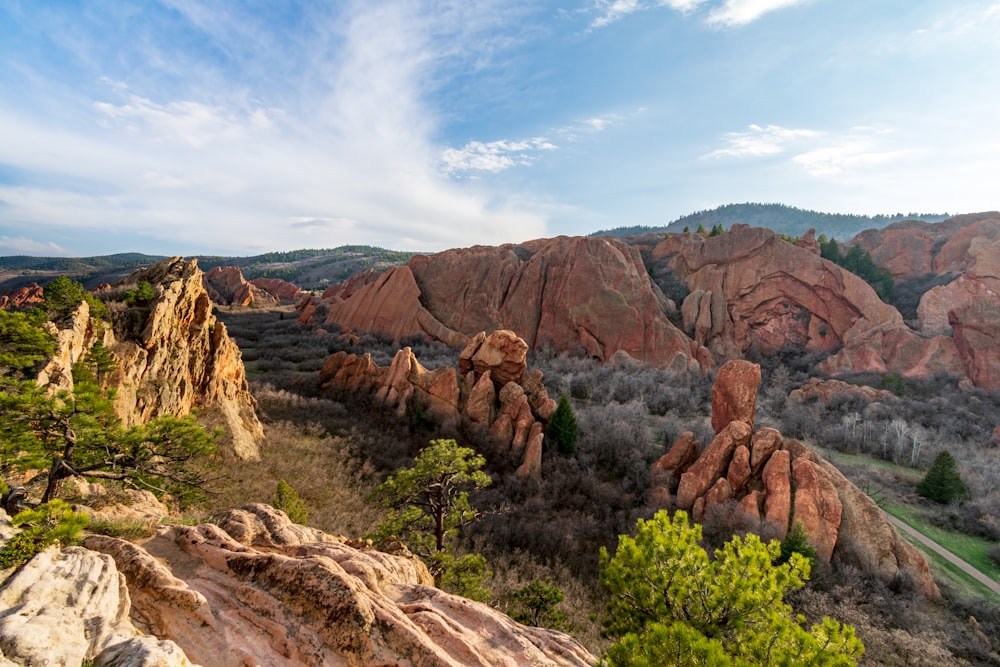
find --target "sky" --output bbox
[1,1,999,257]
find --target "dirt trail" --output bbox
[886,513,1000,597]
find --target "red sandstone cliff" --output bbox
[203,265,279,308]
[301,236,713,373]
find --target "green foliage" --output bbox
[880,373,906,396]
[0,309,55,378]
[370,439,492,596]
[917,450,967,504]
[0,500,88,570]
[779,520,818,569]
[122,280,157,305]
[546,393,578,456]
[509,578,568,629]
[709,223,725,236]
[371,439,491,555]
[820,239,894,300]
[273,479,309,525]
[696,224,707,234]
[599,510,863,666]
[43,275,107,320]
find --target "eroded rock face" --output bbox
[110,258,264,460]
[320,330,555,479]
[203,266,278,308]
[250,277,303,303]
[301,236,712,373]
[789,378,897,404]
[84,504,594,667]
[655,225,902,359]
[650,363,939,597]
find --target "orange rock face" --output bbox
[301,237,711,373]
[250,277,303,302]
[203,266,278,308]
[711,359,761,433]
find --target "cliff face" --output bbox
[302,236,712,374]
[36,258,263,460]
[652,360,939,598]
[203,265,279,308]
[0,505,594,667]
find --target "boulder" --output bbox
[950,296,1000,390]
[460,330,528,386]
[711,359,761,433]
[789,378,896,404]
[651,432,701,489]
[726,445,751,495]
[749,428,783,474]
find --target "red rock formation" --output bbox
[250,277,303,302]
[84,504,594,667]
[795,228,820,255]
[655,225,901,359]
[950,297,1000,390]
[319,330,556,479]
[711,359,760,433]
[301,237,712,373]
[789,378,896,404]
[650,361,939,596]
[203,266,278,308]
[0,282,44,310]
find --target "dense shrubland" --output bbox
[212,306,1000,663]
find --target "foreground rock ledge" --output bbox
[80,504,595,667]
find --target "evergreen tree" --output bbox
[546,393,578,455]
[917,450,967,504]
[600,510,863,666]
[43,275,107,320]
[273,479,308,524]
[509,578,568,629]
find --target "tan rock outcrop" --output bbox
[711,359,760,433]
[0,545,195,666]
[109,258,264,460]
[84,504,594,667]
[301,236,712,373]
[460,330,528,386]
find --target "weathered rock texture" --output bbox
[36,258,263,460]
[320,330,555,479]
[203,266,278,308]
[0,283,44,311]
[300,236,712,373]
[80,504,594,667]
[711,359,760,433]
[250,277,304,303]
[788,377,896,404]
[0,543,195,666]
[651,360,939,598]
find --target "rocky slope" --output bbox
[0,283,44,310]
[651,359,939,598]
[300,236,713,374]
[0,505,594,667]
[203,265,279,308]
[320,330,556,479]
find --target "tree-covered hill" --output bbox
[591,203,950,240]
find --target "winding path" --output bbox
[885,514,1000,597]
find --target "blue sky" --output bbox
[1,1,998,257]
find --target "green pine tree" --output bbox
[273,479,309,524]
[546,393,578,456]
[917,450,967,504]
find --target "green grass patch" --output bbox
[820,449,922,482]
[909,541,1000,604]
[882,502,1000,585]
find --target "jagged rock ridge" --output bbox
[320,330,555,479]
[651,359,939,598]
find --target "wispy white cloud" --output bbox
[706,0,808,27]
[0,235,69,256]
[702,124,820,159]
[440,138,557,175]
[589,0,709,29]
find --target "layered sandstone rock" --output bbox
[319,330,556,479]
[250,277,304,303]
[82,504,594,667]
[711,359,760,433]
[203,266,278,308]
[651,360,938,597]
[0,542,194,666]
[789,377,896,404]
[301,236,712,373]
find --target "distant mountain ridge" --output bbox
[590,203,950,240]
[0,245,414,292]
